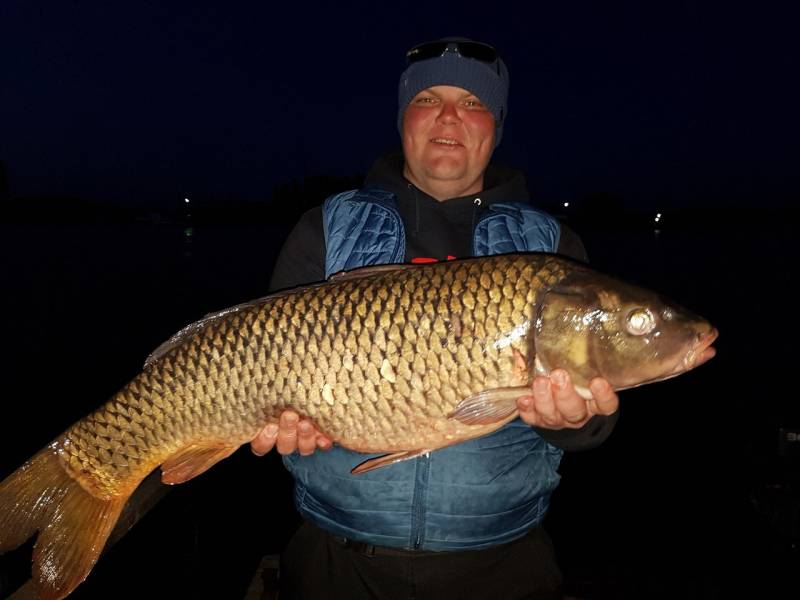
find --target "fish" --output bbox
[0,253,717,599]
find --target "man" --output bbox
[252,38,619,599]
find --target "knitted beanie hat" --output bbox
[398,38,509,146]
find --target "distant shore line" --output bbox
[0,195,795,230]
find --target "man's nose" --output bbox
[436,101,461,124]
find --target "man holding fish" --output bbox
[0,37,718,600]
[252,37,622,599]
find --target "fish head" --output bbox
[532,269,717,393]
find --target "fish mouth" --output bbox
[616,327,719,391]
[681,327,718,371]
[653,326,719,383]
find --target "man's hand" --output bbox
[517,369,619,429]
[250,410,333,456]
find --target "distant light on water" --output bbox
[563,202,570,208]
[655,212,662,223]
[184,197,191,204]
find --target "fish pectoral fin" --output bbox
[448,386,528,425]
[161,442,240,485]
[351,449,433,475]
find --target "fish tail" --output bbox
[0,447,126,600]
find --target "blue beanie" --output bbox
[398,38,510,146]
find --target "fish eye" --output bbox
[626,308,656,335]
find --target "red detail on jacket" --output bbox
[411,255,457,264]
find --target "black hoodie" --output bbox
[268,152,617,450]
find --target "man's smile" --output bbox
[430,137,463,147]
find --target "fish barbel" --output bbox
[0,253,717,599]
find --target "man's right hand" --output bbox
[250,410,333,456]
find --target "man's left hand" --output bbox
[517,369,619,429]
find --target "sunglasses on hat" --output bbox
[405,40,499,65]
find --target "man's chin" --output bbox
[423,158,468,180]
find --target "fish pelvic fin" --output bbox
[160,441,240,485]
[447,386,528,425]
[351,449,434,475]
[0,446,127,600]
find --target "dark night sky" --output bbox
[1,1,797,211]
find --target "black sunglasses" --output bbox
[406,40,499,65]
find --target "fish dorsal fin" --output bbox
[328,263,414,283]
[447,386,528,425]
[351,449,433,474]
[144,282,332,369]
[161,442,240,485]
[145,304,253,369]
[145,264,412,369]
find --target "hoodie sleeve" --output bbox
[268,207,326,292]
[534,412,619,451]
[556,223,589,262]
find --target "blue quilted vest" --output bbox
[283,188,564,551]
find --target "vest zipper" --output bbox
[411,452,430,549]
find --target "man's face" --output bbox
[401,85,495,199]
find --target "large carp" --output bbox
[0,253,717,599]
